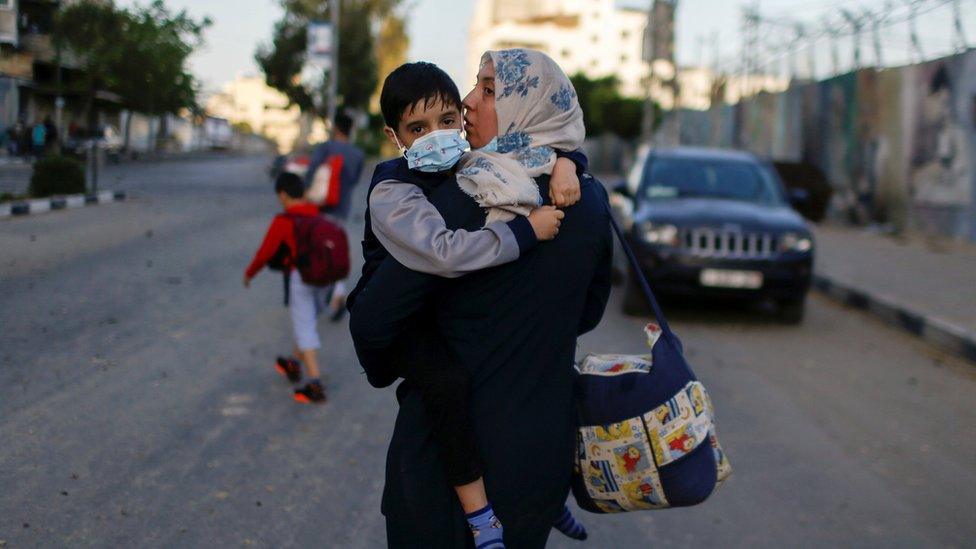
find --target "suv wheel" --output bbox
[777,295,806,324]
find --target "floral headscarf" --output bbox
[457,49,585,223]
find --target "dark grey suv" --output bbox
[614,146,815,323]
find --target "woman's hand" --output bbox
[528,206,565,241]
[549,157,582,207]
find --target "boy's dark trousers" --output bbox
[387,314,483,487]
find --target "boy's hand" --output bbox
[243,275,252,288]
[528,206,565,241]
[550,156,582,207]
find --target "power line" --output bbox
[743,0,957,77]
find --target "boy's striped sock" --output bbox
[553,505,588,541]
[465,503,505,549]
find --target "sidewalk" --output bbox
[811,223,976,362]
[0,150,259,197]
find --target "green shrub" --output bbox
[29,156,86,197]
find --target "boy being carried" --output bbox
[349,62,588,547]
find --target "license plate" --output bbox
[699,269,763,289]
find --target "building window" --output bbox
[622,30,630,39]
[591,35,598,44]
[561,48,571,58]
[590,59,598,68]
[620,54,628,63]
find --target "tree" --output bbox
[53,1,126,131]
[112,1,210,150]
[569,73,648,139]
[54,0,210,150]
[374,13,408,104]
[255,0,402,116]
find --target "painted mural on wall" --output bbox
[669,49,976,241]
[909,55,975,239]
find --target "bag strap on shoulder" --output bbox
[605,200,675,340]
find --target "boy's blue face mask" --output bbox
[396,129,470,173]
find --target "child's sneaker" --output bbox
[274,356,302,383]
[293,380,325,404]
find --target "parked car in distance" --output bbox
[613,146,815,323]
[67,125,124,160]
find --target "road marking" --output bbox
[220,393,253,416]
[220,406,248,417]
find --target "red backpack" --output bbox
[286,213,350,287]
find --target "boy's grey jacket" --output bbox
[349,173,613,548]
[368,180,529,278]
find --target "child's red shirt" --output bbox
[244,202,320,278]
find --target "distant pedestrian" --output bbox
[17,122,30,157]
[31,122,46,158]
[43,116,57,154]
[304,112,365,318]
[5,124,19,156]
[244,172,341,404]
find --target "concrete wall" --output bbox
[669,49,976,242]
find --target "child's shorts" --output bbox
[289,269,332,350]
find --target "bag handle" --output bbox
[605,200,676,340]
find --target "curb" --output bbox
[812,274,976,364]
[0,190,126,219]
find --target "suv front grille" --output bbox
[682,228,778,258]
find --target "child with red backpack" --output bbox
[244,172,349,403]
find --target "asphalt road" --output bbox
[1,155,973,548]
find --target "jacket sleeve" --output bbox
[369,181,537,278]
[348,255,442,388]
[555,148,588,176]
[245,216,288,278]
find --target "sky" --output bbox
[116,0,974,97]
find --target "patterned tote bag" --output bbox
[571,207,732,513]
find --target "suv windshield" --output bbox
[640,157,784,206]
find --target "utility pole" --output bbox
[741,3,760,98]
[823,15,841,76]
[795,22,816,79]
[641,0,678,144]
[951,0,968,52]
[905,0,923,63]
[54,24,63,155]
[640,5,655,143]
[327,0,340,132]
[788,24,804,80]
[866,7,885,68]
[841,9,864,71]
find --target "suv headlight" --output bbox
[640,222,679,246]
[779,232,812,252]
